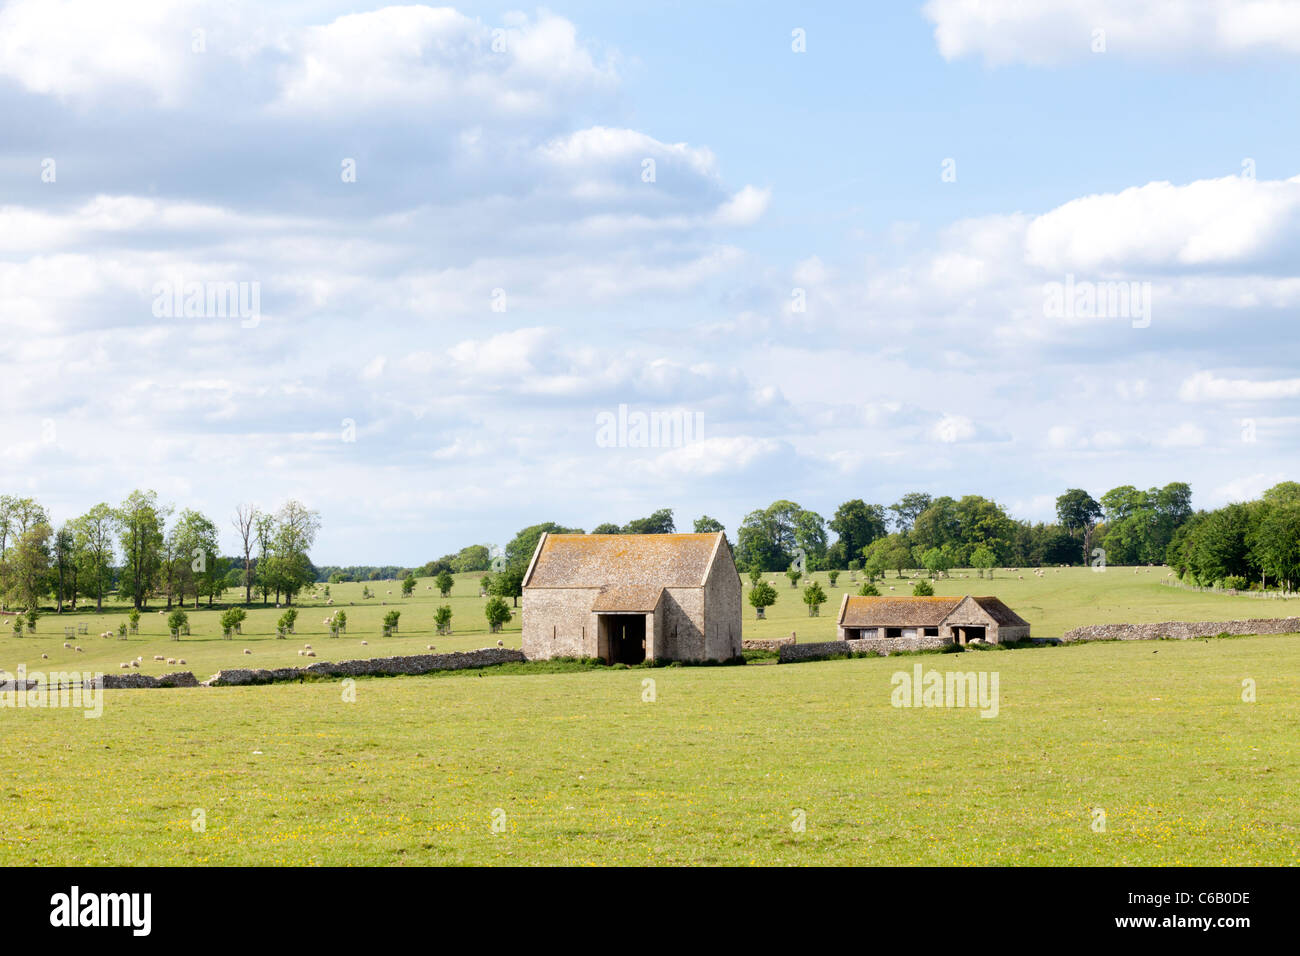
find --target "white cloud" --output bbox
[924,0,1300,66]
[1025,175,1300,272]
[1179,370,1300,402]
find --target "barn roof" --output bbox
[523,532,723,589]
[839,596,963,627]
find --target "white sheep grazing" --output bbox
[888,586,895,590]
[243,649,251,655]
[41,653,48,660]
[153,655,165,661]
[496,640,503,647]
[167,658,176,665]
[427,644,434,650]
[305,651,316,657]
[130,661,140,668]
[63,642,71,649]
[297,650,304,656]
[120,663,130,669]
[303,644,311,650]
[387,590,392,595]
[361,640,368,646]
[75,647,83,653]
[178,659,186,665]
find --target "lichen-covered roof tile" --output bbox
[525,533,720,589]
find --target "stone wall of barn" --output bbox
[521,587,601,659]
[703,562,743,661]
[661,587,706,660]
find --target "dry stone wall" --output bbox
[780,635,950,662]
[1062,618,1300,643]
[206,647,525,686]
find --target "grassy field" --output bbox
[3,566,1297,682]
[2,633,1295,865]
[2,565,1297,866]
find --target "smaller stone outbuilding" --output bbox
[836,594,1030,645]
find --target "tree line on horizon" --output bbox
[0,492,320,616]
[6,479,1298,616]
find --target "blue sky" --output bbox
[3,0,1300,563]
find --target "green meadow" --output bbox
[1,567,1297,865]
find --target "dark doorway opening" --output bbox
[603,614,646,664]
[955,625,986,644]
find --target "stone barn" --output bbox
[836,595,1030,645]
[521,532,743,664]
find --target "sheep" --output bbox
[63,642,71,649]
[75,646,83,653]
[130,661,140,668]
[178,659,186,665]
[243,649,252,655]
[297,650,304,656]
[303,644,311,650]
[120,663,130,670]
[496,640,503,647]
[305,651,316,658]
[360,640,368,646]
[888,586,895,591]
[427,644,435,650]
[41,653,48,660]
[166,658,176,665]
[153,655,165,661]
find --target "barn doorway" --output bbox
[955,625,986,645]
[601,614,647,665]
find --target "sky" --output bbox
[3,0,1300,564]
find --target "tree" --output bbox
[170,509,220,609]
[785,565,802,588]
[623,508,675,534]
[971,544,997,578]
[1056,489,1102,553]
[913,579,935,597]
[802,581,827,617]
[270,500,321,605]
[74,503,115,611]
[435,570,453,597]
[857,581,880,596]
[736,500,822,571]
[52,523,77,612]
[490,567,524,607]
[591,523,622,534]
[889,493,933,532]
[435,604,453,635]
[1249,503,1300,590]
[827,569,840,587]
[693,515,725,534]
[232,504,260,604]
[450,545,491,573]
[116,490,168,610]
[748,567,763,588]
[485,596,512,633]
[167,608,188,636]
[402,575,417,597]
[6,522,52,614]
[921,547,951,578]
[863,534,912,578]
[827,500,887,569]
[748,581,777,619]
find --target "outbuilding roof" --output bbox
[523,532,723,589]
[837,594,1030,628]
[839,595,963,627]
